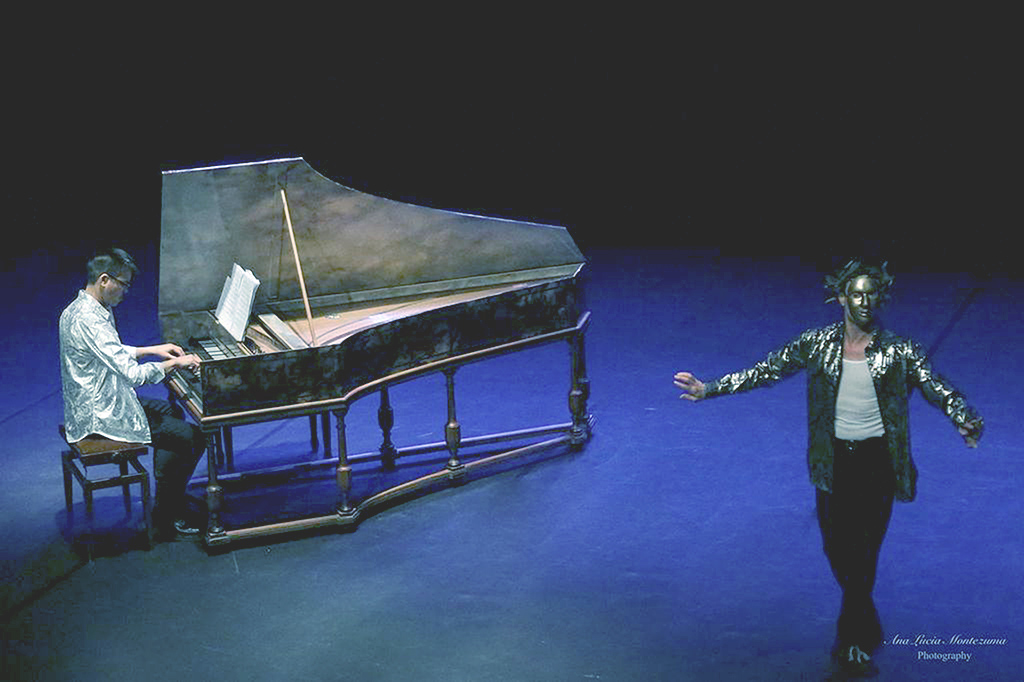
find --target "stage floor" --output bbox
[2,247,1020,681]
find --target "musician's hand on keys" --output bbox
[674,371,706,401]
[157,343,187,359]
[180,354,201,372]
[163,353,201,374]
[139,343,186,360]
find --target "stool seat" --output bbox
[60,426,152,547]
[70,434,147,456]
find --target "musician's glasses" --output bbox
[106,274,132,290]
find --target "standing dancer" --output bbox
[674,259,983,676]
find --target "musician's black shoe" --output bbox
[155,518,201,542]
[173,518,201,535]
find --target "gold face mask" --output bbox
[841,275,880,328]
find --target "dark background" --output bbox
[5,11,1013,276]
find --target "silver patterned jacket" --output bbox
[59,290,166,443]
[704,321,982,502]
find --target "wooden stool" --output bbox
[60,426,152,545]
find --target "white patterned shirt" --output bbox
[59,290,165,443]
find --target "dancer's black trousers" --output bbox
[140,397,205,530]
[816,436,895,653]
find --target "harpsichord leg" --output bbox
[321,412,332,459]
[204,432,225,540]
[444,368,464,480]
[569,330,592,448]
[378,387,398,470]
[221,426,234,472]
[308,413,332,457]
[334,404,355,516]
[308,415,319,452]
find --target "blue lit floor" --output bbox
[2,247,1020,681]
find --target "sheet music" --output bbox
[215,263,260,341]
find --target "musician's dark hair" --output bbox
[86,248,139,285]
[824,258,894,304]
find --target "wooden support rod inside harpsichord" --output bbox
[280,188,317,346]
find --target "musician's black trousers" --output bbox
[816,436,895,654]
[140,397,205,530]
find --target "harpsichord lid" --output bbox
[159,157,584,320]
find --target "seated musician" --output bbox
[59,248,206,540]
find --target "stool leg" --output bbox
[62,450,74,512]
[141,458,153,547]
[120,459,132,515]
[83,474,94,520]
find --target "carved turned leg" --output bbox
[309,415,319,452]
[321,412,332,460]
[211,430,224,469]
[444,368,464,478]
[307,413,332,456]
[205,432,224,537]
[220,426,235,472]
[569,330,591,448]
[378,387,398,470]
[334,404,353,514]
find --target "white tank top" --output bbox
[835,358,885,440]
